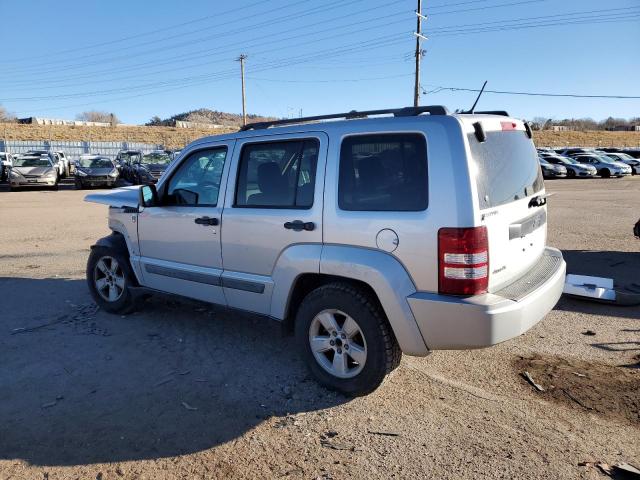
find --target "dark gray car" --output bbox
[74,156,119,189]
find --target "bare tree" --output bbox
[76,110,119,124]
[0,105,16,122]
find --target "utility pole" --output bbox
[413,0,427,107]
[237,54,247,126]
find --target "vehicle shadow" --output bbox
[0,178,130,192]
[0,277,347,467]
[555,249,640,320]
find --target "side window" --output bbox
[165,148,227,206]
[338,133,428,212]
[235,139,318,208]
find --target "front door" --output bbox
[220,133,327,315]
[137,143,232,304]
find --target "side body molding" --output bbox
[320,245,429,356]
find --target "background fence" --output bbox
[0,140,164,160]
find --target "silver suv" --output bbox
[85,106,566,395]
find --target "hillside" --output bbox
[1,123,638,150]
[147,108,277,128]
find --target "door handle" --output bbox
[284,220,315,231]
[195,216,219,226]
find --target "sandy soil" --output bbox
[0,177,638,479]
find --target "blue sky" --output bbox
[0,0,638,124]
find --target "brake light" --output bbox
[501,121,517,131]
[438,226,489,296]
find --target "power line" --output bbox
[421,84,640,99]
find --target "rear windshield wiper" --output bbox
[528,193,553,208]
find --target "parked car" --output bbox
[571,153,631,177]
[129,151,173,184]
[9,154,59,190]
[539,157,566,179]
[53,151,72,175]
[84,106,567,395]
[558,147,594,157]
[115,150,143,182]
[539,152,597,178]
[74,155,120,189]
[601,152,640,175]
[24,150,67,178]
[0,151,13,181]
[622,149,640,159]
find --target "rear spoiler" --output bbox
[474,110,510,116]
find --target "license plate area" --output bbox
[509,209,546,240]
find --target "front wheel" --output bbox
[86,247,137,314]
[295,282,401,396]
[599,169,611,178]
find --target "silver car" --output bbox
[539,152,597,178]
[600,152,640,175]
[84,106,566,395]
[571,153,631,177]
[9,155,59,191]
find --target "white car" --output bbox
[84,106,566,395]
[0,151,13,181]
[600,152,640,175]
[571,154,631,177]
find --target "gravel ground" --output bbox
[0,177,638,480]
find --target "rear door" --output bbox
[466,118,546,291]
[220,132,327,315]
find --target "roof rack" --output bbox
[240,105,449,131]
[473,110,510,117]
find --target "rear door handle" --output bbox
[284,220,315,231]
[195,216,219,226]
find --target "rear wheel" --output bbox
[87,247,137,314]
[295,282,401,396]
[599,169,611,178]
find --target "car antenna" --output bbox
[464,80,488,114]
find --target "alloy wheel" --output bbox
[94,256,125,302]
[309,309,367,379]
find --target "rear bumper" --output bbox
[407,247,566,350]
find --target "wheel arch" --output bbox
[274,244,429,356]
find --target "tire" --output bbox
[75,179,84,190]
[86,246,137,314]
[599,169,611,178]
[295,282,401,396]
[567,169,576,178]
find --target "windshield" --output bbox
[469,130,544,209]
[13,156,51,167]
[78,157,113,168]
[141,153,171,165]
[120,152,142,162]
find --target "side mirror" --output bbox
[139,184,158,208]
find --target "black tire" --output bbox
[295,282,401,396]
[567,169,576,178]
[75,179,84,190]
[599,169,611,178]
[86,246,137,314]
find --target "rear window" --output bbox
[339,133,428,211]
[469,131,543,209]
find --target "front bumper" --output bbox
[78,177,118,187]
[407,247,566,350]
[10,177,57,186]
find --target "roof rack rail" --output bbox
[240,105,449,131]
[473,110,510,117]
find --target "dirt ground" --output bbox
[0,177,639,479]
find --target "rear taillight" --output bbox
[501,121,517,131]
[438,226,489,296]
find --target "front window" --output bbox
[13,157,51,167]
[469,130,543,209]
[78,157,113,168]
[165,148,227,206]
[141,152,171,165]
